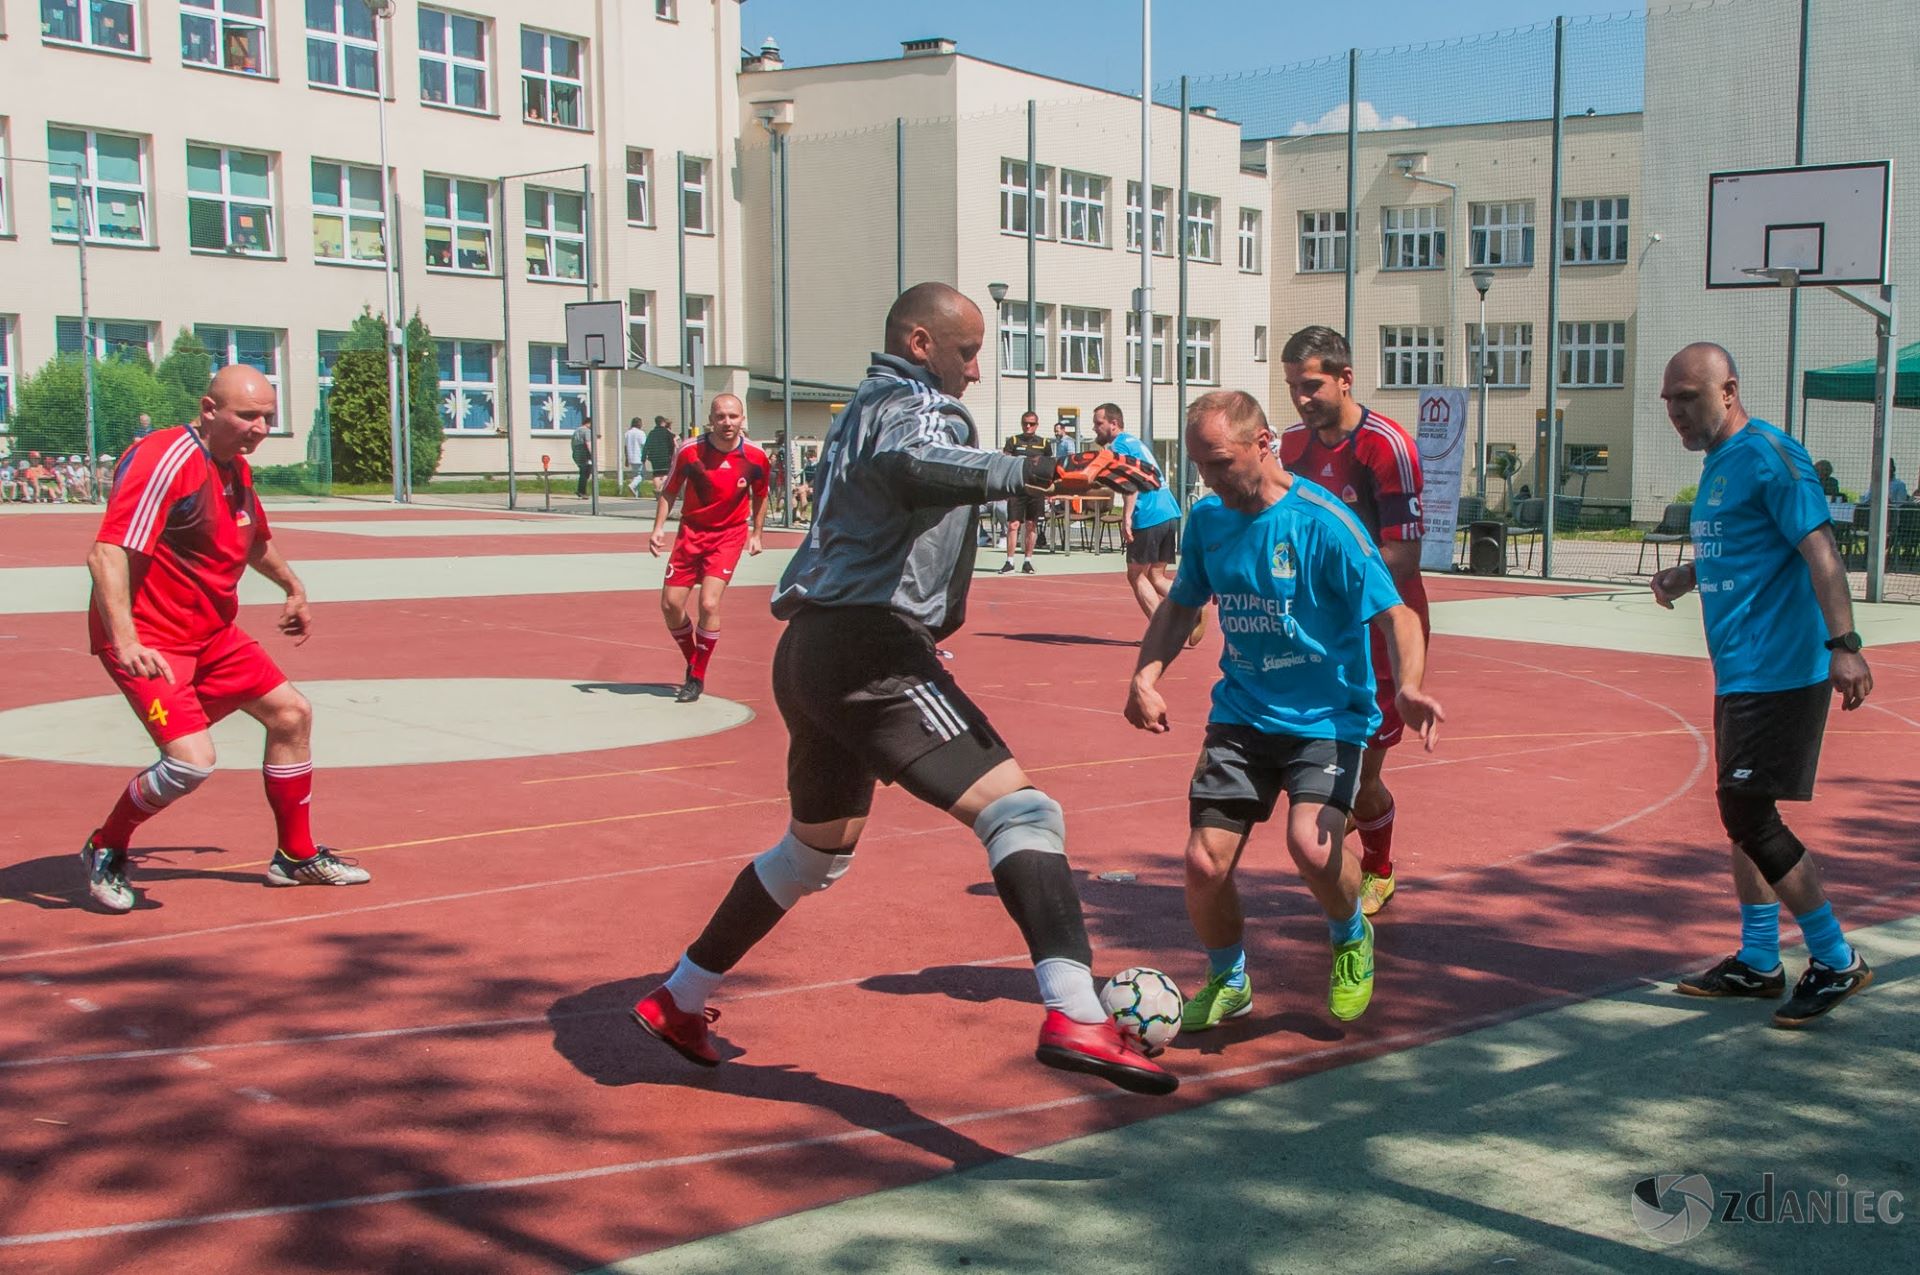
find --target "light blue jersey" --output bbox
[1107,431,1180,530]
[1170,481,1402,743]
[1692,419,1831,695]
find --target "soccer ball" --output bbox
[1100,967,1184,1053]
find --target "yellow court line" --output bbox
[520,759,739,786]
[1027,751,1189,773]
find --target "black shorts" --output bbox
[1006,492,1048,524]
[1188,723,1363,834]
[1714,681,1829,801]
[1126,518,1178,566]
[773,606,1014,823]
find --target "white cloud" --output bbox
[1288,101,1418,137]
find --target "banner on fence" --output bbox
[1416,387,1469,572]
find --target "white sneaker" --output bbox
[266,848,371,887]
[81,835,136,913]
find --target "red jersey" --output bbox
[1279,408,1424,543]
[89,425,271,653]
[663,436,770,532]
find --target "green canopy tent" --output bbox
[1802,340,1920,408]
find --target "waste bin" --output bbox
[1468,520,1506,576]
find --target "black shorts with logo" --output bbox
[1126,518,1178,567]
[1188,722,1364,834]
[773,606,1013,823]
[1006,492,1048,524]
[1713,680,1830,801]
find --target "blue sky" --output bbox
[739,1,1647,137]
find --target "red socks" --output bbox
[1358,802,1395,878]
[263,761,317,860]
[669,621,697,669]
[690,628,719,681]
[99,780,158,850]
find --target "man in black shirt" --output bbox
[1001,412,1051,574]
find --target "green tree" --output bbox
[8,354,177,459]
[326,348,395,484]
[327,307,442,486]
[405,313,443,486]
[154,330,214,425]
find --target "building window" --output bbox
[520,28,585,129]
[182,0,268,75]
[47,126,148,244]
[1381,325,1444,388]
[1125,181,1172,255]
[683,294,711,364]
[1469,200,1534,268]
[195,325,282,406]
[527,342,585,431]
[1000,302,1049,377]
[0,317,15,424]
[1562,196,1629,265]
[524,187,585,282]
[679,155,709,233]
[311,160,385,264]
[423,175,493,273]
[1183,194,1218,262]
[655,0,677,19]
[187,144,276,256]
[1254,324,1268,363]
[419,7,490,113]
[1299,210,1346,273]
[1558,320,1627,387]
[0,124,9,237]
[306,0,379,95]
[626,148,653,226]
[628,290,652,364]
[57,317,154,361]
[1058,307,1106,379]
[1465,322,1533,389]
[41,0,138,54]
[999,159,1050,238]
[1382,206,1445,271]
[316,329,348,409]
[1058,171,1106,247]
[1565,443,1609,473]
[1184,319,1218,385]
[1237,208,1262,273]
[1125,313,1170,384]
[436,339,497,431]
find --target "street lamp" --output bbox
[988,281,1009,450]
[1469,267,1494,502]
[755,101,795,526]
[364,0,410,503]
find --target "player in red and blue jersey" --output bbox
[80,365,367,913]
[1278,326,1430,918]
[648,394,769,702]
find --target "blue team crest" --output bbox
[1707,474,1728,506]
[1270,541,1295,580]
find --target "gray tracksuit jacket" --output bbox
[772,353,1032,639]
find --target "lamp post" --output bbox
[756,103,795,526]
[1469,267,1494,501]
[364,0,410,503]
[988,281,1009,450]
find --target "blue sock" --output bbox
[1206,943,1247,989]
[1735,903,1781,972]
[1328,905,1365,947]
[1793,902,1855,970]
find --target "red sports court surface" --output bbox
[3,547,1917,1272]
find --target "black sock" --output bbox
[686,865,789,974]
[990,849,1092,967]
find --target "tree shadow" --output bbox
[975,632,1140,648]
[0,846,253,911]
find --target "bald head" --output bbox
[1668,341,1739,385]
[706,391,747,449]
[199,363,277,461]
[885,283,976,353]
[709,392,744,418]
[209,362,275,406]
[1661,342,1747,452]
[883,281,984,399]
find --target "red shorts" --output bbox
[101,625,288,746]
[665,522,749,589]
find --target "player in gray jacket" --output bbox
[632,283,1176,1095]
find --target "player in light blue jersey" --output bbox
[1652,342,1875,1027]
[1125,390,1443,1030]
[1094,402,1205,647]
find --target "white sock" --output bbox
[663,954,724,1012]
[1035,956,1106,1024]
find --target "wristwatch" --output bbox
[1824,631,1863,653]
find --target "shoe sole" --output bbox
[630,1008,722,1068]
[1674,980,1785,999]
[1360,891,1393,917]
[1035,1045,1177,1096]
[265,870,371,887]
[1770,967,1875,1028]
[1181,999,1254,1032]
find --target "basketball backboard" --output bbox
[1706,161,1890,289]
[564,299,627,368]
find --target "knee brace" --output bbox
[133,756,213,814]
[1716,789,1807,886]
[974,788,1067,870]
[751,831,854,910]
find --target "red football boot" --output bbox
[631,986,723,1067]
[1035,1011,1178,1095]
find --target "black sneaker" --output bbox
[998,561,1016,575]
[1021,560,1037,575]
[1676,954,1786,999]
[675,677,705,703]
[1772,955,1873,1028]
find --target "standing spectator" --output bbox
[999,412,1051,574]
[1053,420,1078,464]
[643,415,677,485]
[133,413,154,442]
[623,416,649,496]
[67,455,95,503]
[570,414,596,498]
[96,454,118,501]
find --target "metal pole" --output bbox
[1541,16,1566,577]
[501,199,516,510]
[1476,292,1489,500]
[371,4,404,504]
[1785,0,1811,438]
[994,301,1005,450]
[1344,47,1358,343]
[1176,75,1190,492]
[74,164,96,491]
[780,132,795,531]
[677,150,690,429]
[1865,284,1897,603]
[1138,1,1153,445]
[583,162,599,516]
[1026,99,1037,419]
[896,117,906,296]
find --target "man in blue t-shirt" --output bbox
[1652,342,1875,1027]
[1126,390,1443,1031]
[1094,402,1206,648]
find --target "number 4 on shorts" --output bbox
[147,699,169,728]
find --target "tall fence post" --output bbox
[1176,75,1190,490]
[1542,16,1567,578]
[1026,99,1038,419]
[1344,47,1358,343]
[1784,0,1812,439]
[896,117,906,296]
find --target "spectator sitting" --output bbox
[0,463,17,502]
[66,455,93,503]
[1814,458,1842,500]
[96,455,117,499]
[1863,460,1911,508]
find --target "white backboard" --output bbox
[564,299,627,368]
[1706,161,1890,288]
